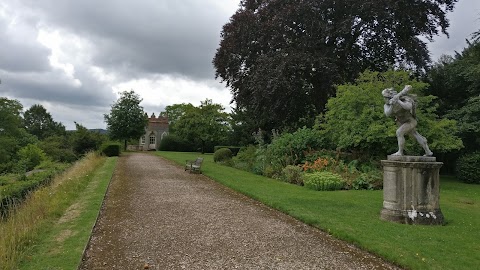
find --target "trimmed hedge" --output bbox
[159,135,195,152]
[456,152,480,184]
[214,146,241,156]
[0,164,68,217]
[101,143,121,157]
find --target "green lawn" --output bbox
[157,151,480,270]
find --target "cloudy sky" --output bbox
[1,1,479,130]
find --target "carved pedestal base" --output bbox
[380,155,444,225]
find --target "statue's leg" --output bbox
[412,131,433,156]
[392,122,414,156]
[392,126,407,156]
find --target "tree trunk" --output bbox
[124,139,127,151]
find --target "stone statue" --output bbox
[382,85,433,156]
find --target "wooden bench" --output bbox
[185,158,203,174]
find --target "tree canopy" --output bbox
[104,90,148,150]
[160,103,195,133]
[24,104,66,140]
[426,39,480,151]
[173,99,230,153]
[214,0,457,133]
[319,70,463,157]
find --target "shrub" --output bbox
[158,134,195,152]
[456,152,480,184]
[231,146,256,171]
[16,144,47,172]
[304,172,345,191]
[38,135,77,163]
[266,127,324,171]
[352,171,383,190]
[214,148,233,163]
[281,165,304,185]
[101,143,121,157]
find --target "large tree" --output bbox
[160,103,195,133]
[174,99,230,153]
[104,90,148,150]
[426,39,480,151]
[214,0,457,133]
[0,98,24,172]
[24,104,66,140]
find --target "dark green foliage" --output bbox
[173,99,230,153]
[160,103,195,133]
[266,127,324,171]
[71,122,106,156]
[352,171,383,190]
[158,134,196,152]
[304,172,345,191]
[456,152,480,184]
[213,148,233,163]
[23,104,66,140]
[231,145,257,172]
[104,90,148,150]
[214,0,457,132]
[0,98,24,174]
[426,40,480,152]
[280,165,304,185]
[38,135,77,163]
[214,146,241,156]
[16,144,47,172]
[101,143,121,157]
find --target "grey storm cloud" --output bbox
[19,0,230,79]
[0,17,50,72]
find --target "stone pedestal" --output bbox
[380,155,444,225]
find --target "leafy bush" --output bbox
[101,143,121,157]
[280,165,304,185]
[231,146,256,171]
[38,135,78,163]
[352,171,383,190]
[456,152,480,184]
[16,144,47,172]
[158,134,195,152]
[71,123,106,156]
[214,148,233,163]
[266,127,324,171]
[304,172,345,191]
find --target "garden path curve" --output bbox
[79,152,401,269]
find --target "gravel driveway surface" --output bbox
[79,153,401,270]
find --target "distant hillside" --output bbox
[89,129,108,134]
[66,129,108,134]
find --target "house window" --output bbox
[141,135,146,145]
[149,134,156,145]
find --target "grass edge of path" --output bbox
[17,156,118,269]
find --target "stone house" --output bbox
[132,113,169,151]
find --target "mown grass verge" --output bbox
[0,153,117,270]
[156,151,480,270]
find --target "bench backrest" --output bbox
[194,158,204,165]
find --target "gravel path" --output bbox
[79,153,401,270]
